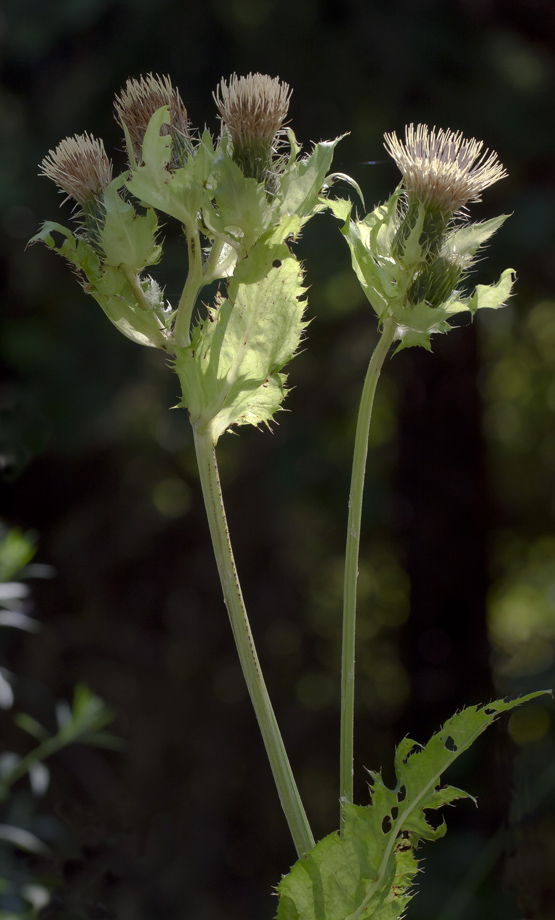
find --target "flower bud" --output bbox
[40,133,112,208]
[214,73,291,182]
[385,124,507,264]
[114,73,192,167]
[384,124,507,216]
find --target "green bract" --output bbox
[329,193,515,352]
[277,692,547,920]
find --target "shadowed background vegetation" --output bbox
[1,0,555,917]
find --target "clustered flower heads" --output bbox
[34,81,513,364]
[39,133,112,208]
[384,123,508,216]
[214,72,291,180]
[34,70,343,360]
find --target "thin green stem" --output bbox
[193,426,315,858]
[174,227,204,347]
[202,238,226,285]
[340,317,396,827]
[121,266,156,317]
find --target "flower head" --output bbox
[214,73,291,179]
[40,133,112,207]
[384,124,507,215]
[114,73,190,165]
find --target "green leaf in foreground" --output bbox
[276,692,549,920]
[174,220,307,442]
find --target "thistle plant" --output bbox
[32,84,548,919]
[328,123,517,824]
[33,70,348,860]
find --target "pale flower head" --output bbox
[214,73,291,179]
[114,73,190,164]
[384,124,507,214]
[40,133,112,206]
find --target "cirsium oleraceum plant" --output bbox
[33,85,548,920]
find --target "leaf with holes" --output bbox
[276,692,549,920]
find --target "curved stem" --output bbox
[202,238,226,285]
[174,227,204,347]
[120,266,161,323]
[340,317,396,827]
[193,426,315,858]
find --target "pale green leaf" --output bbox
[276,692,549,920]
[99,176,162,271]
[125,107,205,231]
[193,129,217,186]
[87,265,171,349]
[210,152,271,252]
[175,237,307,441]
[279,137,344,220]
[31,223,171,349]
[325,197,353,225]
[29,221,102,281]
[444,215,509,267]
[323,173,365,210]
[468,267,516,314]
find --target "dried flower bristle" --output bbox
[114,73,190,163]
[384,124,507,214]
[214,72,291,153]
[40,133,112,206]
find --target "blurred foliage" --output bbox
[1,0,555,918]
[0,524,119,918]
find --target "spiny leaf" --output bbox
[175,225,307,442]
[210,152,271,253]
[125,107,206,232]
[276,692,549,920]
[443,214,509,267]
[30,221,170,349]
[468,267,515,315]
[279,136,345,221]
[99,176,162,271]
[329,189,513,349]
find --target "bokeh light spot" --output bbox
[152,478,191,518]
[509,706,551,745]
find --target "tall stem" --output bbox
[193,426,315,858]
[340,317,396,826]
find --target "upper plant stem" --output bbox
[173,228,204,347]
[340,317,396,826]
[193,426,315,858]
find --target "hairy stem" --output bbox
[340,317,396,826]
[193,426,315,857]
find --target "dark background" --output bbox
[1,0,555,917]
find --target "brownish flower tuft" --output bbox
[40,133,112,206]
[384,124,507,214]
[114,73,190,164]
[214,73,291,180]
[214,73,291,148]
